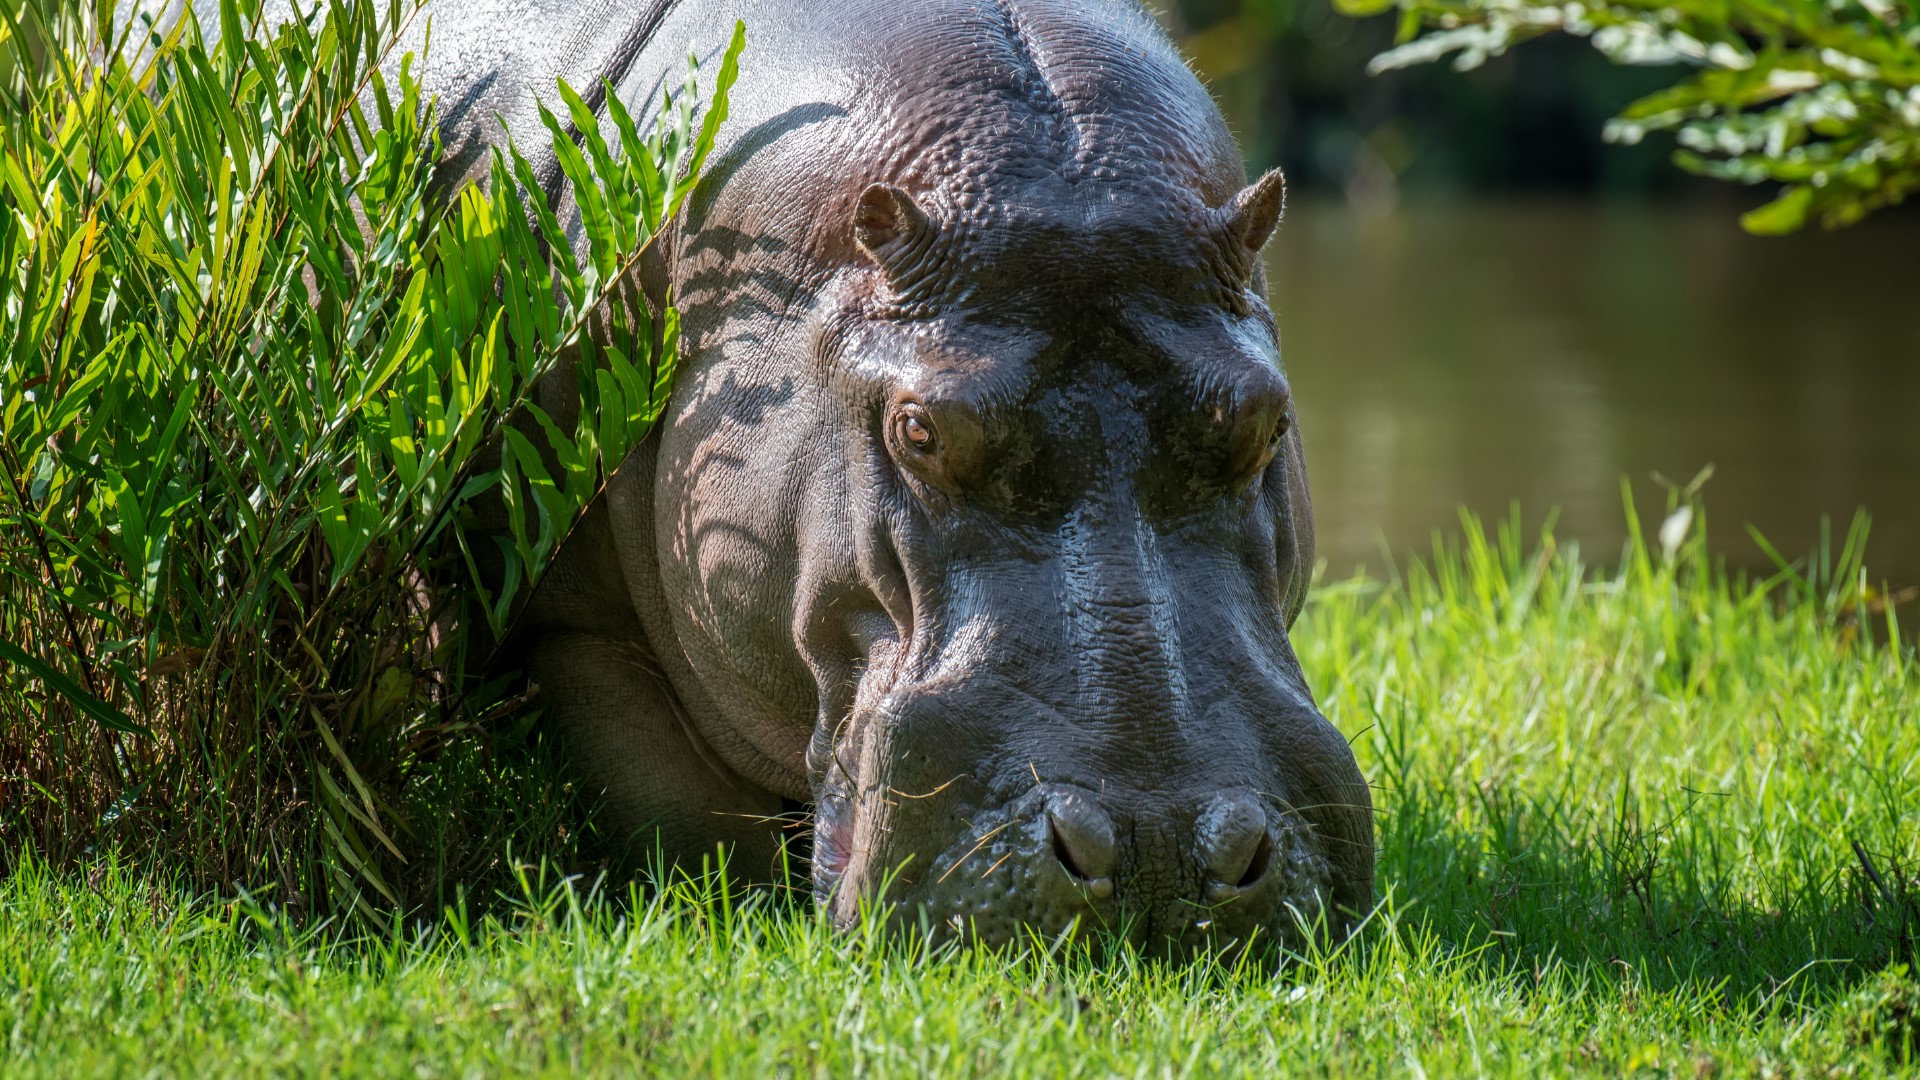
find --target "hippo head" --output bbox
[794,169,1374,953]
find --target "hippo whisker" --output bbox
[1256,794,1387,820]
[934,820,1017,885]
[1174,893,1247,913]
[708,810,810,828]
[889,777,961,800]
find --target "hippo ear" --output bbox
[1221,168,1287,256]
[853,183,937,281]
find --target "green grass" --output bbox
[4,504,1917,1077]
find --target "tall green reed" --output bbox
[0,0,744,918]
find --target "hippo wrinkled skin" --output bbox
[220,0,1376,949]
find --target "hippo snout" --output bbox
[893,783,1336,951]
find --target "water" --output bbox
[1267,199,1920,586]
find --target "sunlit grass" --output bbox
[4,502,1916,1077]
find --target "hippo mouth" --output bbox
[810,791,856,908]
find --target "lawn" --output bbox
[4,506,1916,1077]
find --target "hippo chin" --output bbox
[408,0,1375,950]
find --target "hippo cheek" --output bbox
[1259,707,1377,922]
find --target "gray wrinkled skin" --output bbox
[186,0,1376,951]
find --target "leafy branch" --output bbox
[1339,0,1920,231]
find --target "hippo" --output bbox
[497,0,1378,952]
[190,0,1376,949]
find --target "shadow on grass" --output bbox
[1377,779,1918,1008]
[394,719,1916,1012]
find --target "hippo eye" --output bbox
[894,406,937,452]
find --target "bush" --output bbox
[1340,0,1920,232]
[0,0,744,918]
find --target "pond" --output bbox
[1269,198,1920,588]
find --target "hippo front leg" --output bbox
[526,631,789,878]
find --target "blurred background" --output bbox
[1155,0,1920,586]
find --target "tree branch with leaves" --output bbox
[1339,0,1920,232]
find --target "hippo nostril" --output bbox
[1044,788,1116,887]
[1050,826,1088,877]
[1198,792,1272,892]
[1236,831,1274,888]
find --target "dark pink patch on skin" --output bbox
[814,800,854,879]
